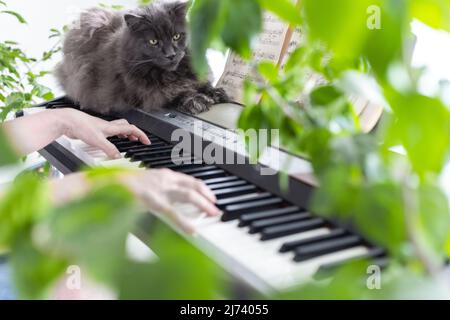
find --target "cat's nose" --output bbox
[166,53,176,60]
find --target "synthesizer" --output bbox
[22,97,387,294]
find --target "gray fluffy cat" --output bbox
[55,1,228,116]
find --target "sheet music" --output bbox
[359,102,384,133]
[216,10,383,130]
[217,12,290,103]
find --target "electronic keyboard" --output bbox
[22,97,387,294]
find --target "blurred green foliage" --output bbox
[119,222,229,300]
[0,128,17,165]
[189,0,450,298]
[0,0,229,300]
[0,1,64,121]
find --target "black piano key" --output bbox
[143,144,173,151]
[239,206,301,227]
[126,141,167,149]
[147,135,162,141]
[222,197,284,221]
[144,157,194,168]
[124,145,166,156]
[120,142,166,153]
[114,140,142,147]
[135,141,167,148]
[208,180,248,191]
[191,169,226,180]
[213,185,258,199]
[116,142,143,152]
[141,154,192,165]
[146,133,158,139]
[163,163,206,171]
[314,247,386,280]
[148,139,167,145]
[108,137,127,143]
[129,147,173,159]
[178,165,217,175]
[203,176,240,185]
[217,192,273,207]
[293,235,362,262]
[131,152,172,162]
[132,146,173,155]
[280,228,347,253]
[224,197,284,215]
[112,137,164,145]
[108,136,124,143]
[248,212,312,234]
[141,154,174,163]
[260,218,326,241]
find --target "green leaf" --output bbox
[388,91,450,177]
[10,233,68,299]
[119,222,227,299]
[257,0,302,25]
[363,0,408,80]
[189,0,262,76]
[0,128,18,166]
[1,10,27,23]
[304,0,371,61]
[220,0,262,59]
[310,85,343,106]
[257,60,279,83]
[189,0,226,76]
[37,184,139,286]
[284,46,307,73]
[412,0,450,32]
[417,183,450,262]
[0,173,49,248]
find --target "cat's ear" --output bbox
[124,13,147,32]
[167,1,189,19]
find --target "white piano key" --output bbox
[126,234,158,263]
[270,246,369,289]
[100,158,144,170]
[193,215,371,292]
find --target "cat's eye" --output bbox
[173,33,181,41]
[149,39,159,46]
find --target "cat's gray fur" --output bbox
[55,1,228,116]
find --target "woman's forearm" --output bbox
[2,110,67,156]
[49,172,92,207]
[2,108,150,159]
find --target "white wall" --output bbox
[0,0,139,95]
[0,0,226,96]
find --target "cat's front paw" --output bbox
[177,94,215,115]
[209,87,230,104]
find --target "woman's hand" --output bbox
[60,109,151,159]
[120,169,221,234]
[50,169,221,234]
[2,108,150,157]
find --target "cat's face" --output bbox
[124,1,188,72]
